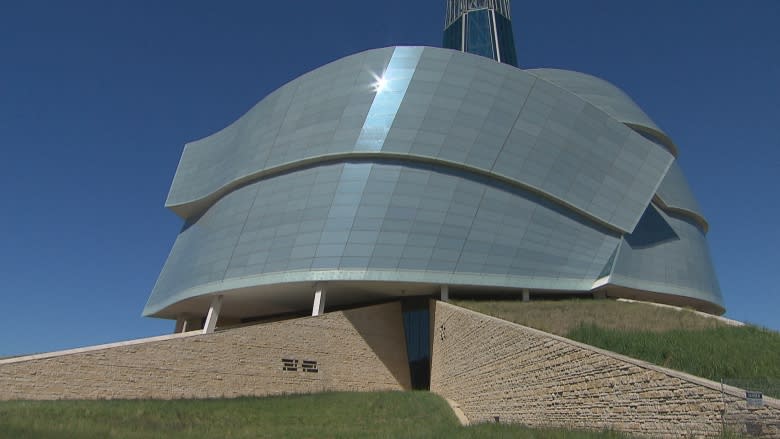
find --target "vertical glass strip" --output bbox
[402,297,431,390]
[354,47,422,152]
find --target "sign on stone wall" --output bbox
[746,391,764,408]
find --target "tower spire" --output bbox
[443,0,518,67]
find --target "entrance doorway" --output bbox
[401,298,431,390]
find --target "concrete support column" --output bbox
[440,285,450,302]
[182,317,203,332]
[203,295,223,334]
[522,289,530,302]
[174,316,186,334]
[175,315,201,333]
[312,284,327,316]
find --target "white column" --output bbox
[440,285,450,302]
[522,289,530,302]
[202,295,223,334]
[312,284,327,316]
[174,316,186,334]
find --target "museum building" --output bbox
[145,0,723,351]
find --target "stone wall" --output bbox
[0,302,411,400]
[430,301,780,438]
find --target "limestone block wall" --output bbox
[430,301,780,438]
[0,302,411,400]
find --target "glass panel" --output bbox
[443,16,463,51]
[465,10,495,61]
[355,48,422,152]
[402,298,431,390]
[494,13,518,66]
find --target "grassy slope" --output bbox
[0,392,633,439]
[453,299,727,335]
[455,299,780,398]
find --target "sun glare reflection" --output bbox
[372,73,389,93]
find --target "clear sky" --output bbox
[1,1,778,356]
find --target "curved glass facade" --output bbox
[146,46,724,320]
[527,68,677,155]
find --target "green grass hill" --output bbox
[456,299,780,398]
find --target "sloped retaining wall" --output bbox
[0,302,411,400]
[430,301,780,438]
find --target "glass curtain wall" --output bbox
[442,3,518,67]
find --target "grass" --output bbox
[452,299,727,336]
[0,391,635,439]
[568,324,780,398]
[455,299,780,399]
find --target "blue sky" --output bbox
[1,1,778,356]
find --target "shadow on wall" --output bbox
[343,302,413,390]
